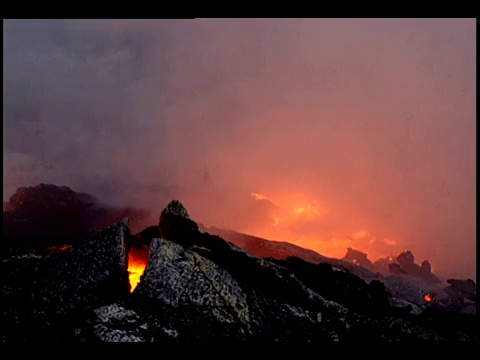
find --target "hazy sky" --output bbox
[3,19,476,280]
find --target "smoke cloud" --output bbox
[4,19,476,280]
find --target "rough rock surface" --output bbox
[121,201,458,341]
[135,238,250,326]
[381,274,443,305]
[2,199,476,342]
[91,304,147,342]
[2,219,130,342]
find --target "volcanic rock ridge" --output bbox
[2,194,476,342]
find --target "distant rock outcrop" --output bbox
[391,251,442,285]
[342,248,375,270]
[421,260,432,273]
[374,256,397,274]
[2,184,150,250]
[397,251,415,266]
[158,200,201,243]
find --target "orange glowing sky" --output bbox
[3,19,476,281]
[246,191,404,261]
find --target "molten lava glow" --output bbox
[293,207,306,215]
[128,263,146,292]
[128,251,148,292]
[46,244,73,255]
[272,217,282,226]
[247,191,405,262]
[424,293,433,302]
[352,259,360,265]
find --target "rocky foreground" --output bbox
[2,201,477,342]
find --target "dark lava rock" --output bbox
[397,251,415,266]
[3,184,150,250]
[2,219,130,342]
[392,251,441,285]
[446,279,476,302]
[267,256,390,316]
[2,199,476,342]
[421,260,432,273]
[438,279,477,315]
[207,226,331,264]
[389,263,407,275]
[122,200,447,342]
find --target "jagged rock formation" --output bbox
[125,201,445,341]
[373,251,442,286]
[2,199,477,342]
[421,260,432,273]
[126,201,473,341]
[389,251,442,285]
[374,256,397,274]
[342,248,375,270]
[2,219,130,342]
[397,251,415,266]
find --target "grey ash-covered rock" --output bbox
[135,238,250,323]
[91,304,147,342]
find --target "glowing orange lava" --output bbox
[46,244,73,255]
[128,250,148,292]
[424,293,433,302]
[293,207,306,215]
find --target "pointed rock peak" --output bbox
[161,200,191,219]
[158,200,200,243]
[397,251,415,265]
